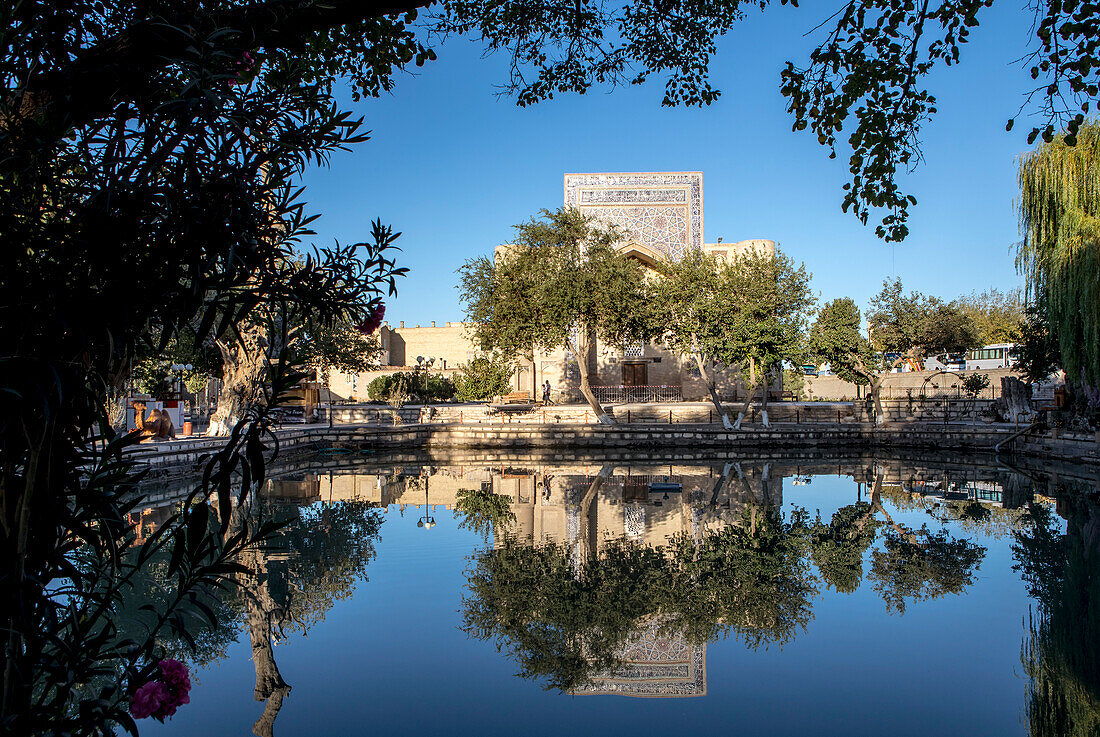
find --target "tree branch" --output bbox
[6,0,430,146]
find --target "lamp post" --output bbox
[169,363,192,400]
[416,479,435,529]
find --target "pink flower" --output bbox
[132,659,192,721]
[131,681,169,720]
[357,302,386,335]
[159,659,191,695]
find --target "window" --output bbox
[622,340,644,358]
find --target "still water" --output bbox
[135,450,1098,737]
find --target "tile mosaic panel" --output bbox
[564,172,703,260]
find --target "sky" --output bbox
[300,1,1040,328]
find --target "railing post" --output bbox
[627,409,631,423]
[669,409,673,424]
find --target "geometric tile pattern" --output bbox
[564,172,704,261]
[572,618,707,698]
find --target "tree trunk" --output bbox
[868,355,909,426]
[570,332,613,424]
[693,350,733,429]
[208,323,268,436]
[734,378,763,430]
[995,376,1033,422]
[577,465,613,563]
[759,368,772,428]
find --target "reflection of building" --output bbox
[304,462,781,552]
[571,619,707,698]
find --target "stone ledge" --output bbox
[121,420,1100,477]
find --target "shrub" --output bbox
[367,372,455,402]
[455,355,514,401]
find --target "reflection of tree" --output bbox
[868,528,986,614]
[1015,500,1100,737]
[811,502,878,594]
[116,494,383,736]
[462,501,816,692]
[454,487,515,539]
[666,504,816,647]
[235,497,383,735]
[113,503,244,669]
[864,473,986,614]
[463,537,666,692]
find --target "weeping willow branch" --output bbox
[1017,121,1100,387]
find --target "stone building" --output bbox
[329,171,776,403]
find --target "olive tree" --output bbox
[726,249,815,429]
[457,207,650,423]
[650,249,741,428]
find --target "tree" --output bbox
[367,371,455,402]
[1017,122,1100,389]
[956,288,1026,346]
[864,279,981,423]
[650,249,741,428]
[454,354,515,402]
[1014,304,1063,383]
[724,249,815,429]
[809,297,876,388]
[457,208,650,423]
[2,5,410,730]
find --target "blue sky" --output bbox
[301,1,1039,327]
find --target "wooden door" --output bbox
[622,362,647,387]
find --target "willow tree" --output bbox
[457,207,650,424]
[1017,122,1100,388]
[650,249,741,429]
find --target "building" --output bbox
[512,172,775,402]
[330,171,776,403]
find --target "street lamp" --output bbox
[415,469,435,529]
[169,363,192,399]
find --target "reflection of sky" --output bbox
[148,470,1036,737]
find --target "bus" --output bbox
[964,343,1017,370]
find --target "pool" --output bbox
[134,451,1098,737]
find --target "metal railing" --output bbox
[592,385,683,403]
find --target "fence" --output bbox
[591,385,683,403]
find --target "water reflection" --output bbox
[122,483,382,736]
[1015,484,1100,737]
[127,452,1100,735]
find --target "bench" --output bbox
[502,391,532,404]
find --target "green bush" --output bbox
[455,355,514,401]
[367,371,455,402]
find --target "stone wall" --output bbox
[123,416,1100,479]
[806,366,1022,401]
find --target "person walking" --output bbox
[542,380,553,405]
